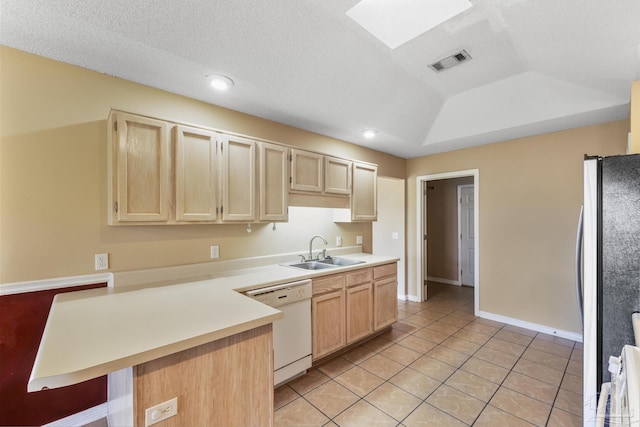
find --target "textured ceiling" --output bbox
[2,0,639,158]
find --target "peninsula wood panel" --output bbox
[133,324,273,427]
[175,125,218,221]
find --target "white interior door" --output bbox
[459,185,475,286]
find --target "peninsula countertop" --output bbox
[28,253,399,392]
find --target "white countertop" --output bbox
[28,253,398,392]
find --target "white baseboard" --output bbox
[478,310,583,343]
[42,403,108,427]
[427,276,461,286]
[406,295,422,302]
[0,273,114,295]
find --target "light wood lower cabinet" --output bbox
[312,287,346,360]
[346,282,373,344]
[312,262,397,361]
[133,324,273,427]
[373,264,398,331]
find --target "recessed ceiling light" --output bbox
[208,74,234,91]
[362,129,379,139]
[346,0,472,49]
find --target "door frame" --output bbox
[416,170,479,315]
[458,184,475,287]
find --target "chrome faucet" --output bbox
[309,235,328,261]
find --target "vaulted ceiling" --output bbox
[2,0,639,158]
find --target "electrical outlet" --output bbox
[145,397,178,426]
[95,254,108,271]
[336,236,342,247]
[210,245,219,259]
[356,235,363,245]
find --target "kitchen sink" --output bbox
[285,261,337,270]
[318,257,365,267]
[282,257,365,270]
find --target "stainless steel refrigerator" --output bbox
[581,154,640,425]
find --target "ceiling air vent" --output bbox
[429,49,472,72]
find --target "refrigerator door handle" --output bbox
[575,205,584,329]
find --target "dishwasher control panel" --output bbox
[245,280,312,308]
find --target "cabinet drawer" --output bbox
[346,268,372,287]
[312,274,345,296]
[373,263,397,280]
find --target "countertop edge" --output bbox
[28,310,284,392]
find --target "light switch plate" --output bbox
[356,235,363,245]
[145,397,178,426]
[336,236,342,247]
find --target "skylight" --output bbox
[346,0,472,49]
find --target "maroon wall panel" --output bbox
[0,283,108,426]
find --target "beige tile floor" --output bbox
[274,282,583,427]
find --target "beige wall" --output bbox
[407,120,629,334]
[0,47,405,283]
[426,177,474,282]
[631,80,640,153]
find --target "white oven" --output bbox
[245,279,312,387]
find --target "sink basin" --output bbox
[285,261,337,270]
[318,257,366,267]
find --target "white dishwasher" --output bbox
[245,279,312,387]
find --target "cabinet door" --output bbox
[290,149,323,193]
[324,157,352,196]
[112,112,170,223]
[351,162,377,221]
[373,276,398,331]
[175,126,218,222]
[221,135,256,222]
[259,142,288,222]
[346,283,373,344]
[312,290,346,360]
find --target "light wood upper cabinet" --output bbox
[109,112,170,224]
[108,110,379,224]
[221,135,256,222]
[290,149,323,193]
[175,125,219,222]
[324,157,352,195]
[351,162,378,221]
[259,142,288,222]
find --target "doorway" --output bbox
[416,170,479,315]
[458,184,475,286]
